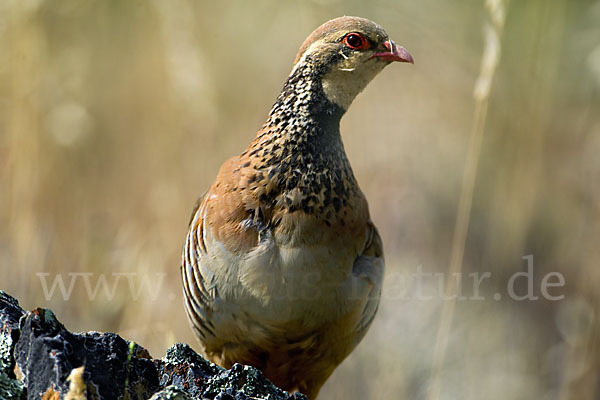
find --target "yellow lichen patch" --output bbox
[41,385,60,400]
[65,366,87,400]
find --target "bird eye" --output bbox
[343,33,366,50]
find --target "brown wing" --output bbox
[181,191,215,341]
[181,155,260,342]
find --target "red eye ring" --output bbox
[343,33,367,50]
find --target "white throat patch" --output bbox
[321,60,386,110]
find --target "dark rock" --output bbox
[0,291,25,331]
[0,291,26,400]
[14,307,159,399]
[156,343,307,400]
[149,385,194,400]
[155,343,223,398]
[0,291,307,400]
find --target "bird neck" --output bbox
[240,59,361,219]
[258,59,346,151]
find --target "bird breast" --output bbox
[201,204,371,328]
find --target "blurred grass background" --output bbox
[1,0,600,399]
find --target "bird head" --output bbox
[292,16,413,110]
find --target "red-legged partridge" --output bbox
[181,16,413,399]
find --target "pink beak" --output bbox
[372,40,414,64]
